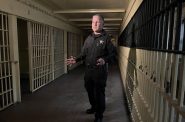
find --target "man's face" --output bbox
[92,15,104,33]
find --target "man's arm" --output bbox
[102,36,116,64]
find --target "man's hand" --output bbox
[96,58,105,65]
[66,56,76,66]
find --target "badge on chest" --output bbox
[97,40,104,46]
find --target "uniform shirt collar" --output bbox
[91,29,106,38]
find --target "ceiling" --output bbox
[33,0,130,35]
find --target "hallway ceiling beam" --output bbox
[68,18,122,21]
[54,9,125,14]
[77,23,120,26]
[83,27,120,30]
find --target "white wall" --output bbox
[0,0,83,34]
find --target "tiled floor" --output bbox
[0,64,131,122]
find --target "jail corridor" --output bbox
[0,65,130,122]
[1,0,185,122]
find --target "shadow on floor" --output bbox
[0,64,131,122]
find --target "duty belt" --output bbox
[86,64,104,69]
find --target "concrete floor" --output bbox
[0,64,131,122]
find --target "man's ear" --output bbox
[102,23,104,27]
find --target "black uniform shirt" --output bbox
[77,30,115,66]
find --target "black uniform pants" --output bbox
[84,65,107,119]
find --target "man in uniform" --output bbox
[67,14,115,122]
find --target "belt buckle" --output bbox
[87,65,96,69]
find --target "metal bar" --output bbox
[162,9,169,50]
[174,0,182,51]
[168,7,175,50]
[183,16,185,51]
[154,17,159,49]
[158,6,164,50]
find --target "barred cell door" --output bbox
[0,12,14,110]
[28,22,53,92]
[53,28,64,79]
[67,32,73,70]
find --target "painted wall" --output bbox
[119,0,143,83]
[0,0,83,34]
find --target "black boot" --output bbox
[94,117,102,122]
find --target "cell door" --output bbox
[28,22,53,92]
[53,28,64,79]
[0,12,13,111]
